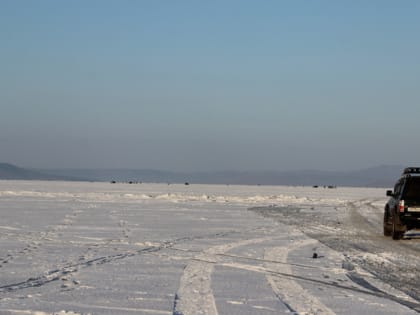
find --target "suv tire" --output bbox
[392,214,403,240]
[383,211,392,236]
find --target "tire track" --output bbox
[0,231,241,295]
[265,238,336,315]
[173,236,279,315]
[0,245,162,293]
[250,199,420,308]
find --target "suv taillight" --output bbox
[399,200,405,212]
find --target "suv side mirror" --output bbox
[386,190,393,197]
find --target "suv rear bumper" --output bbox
[400,212,420,229]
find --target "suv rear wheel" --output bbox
[383,211,392,236]
[392,214,404,240]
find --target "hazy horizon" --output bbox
[1,1,419,172]
[2,161,405,175]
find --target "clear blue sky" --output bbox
[1,0,419,171]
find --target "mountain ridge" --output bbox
[0,163,405,187]
[0,163,87,181]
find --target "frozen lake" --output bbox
[0,181,419,314]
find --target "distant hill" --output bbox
[0,163,86,181]
[0,162,406,187]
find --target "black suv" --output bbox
[384,167,420,240]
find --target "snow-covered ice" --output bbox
[0,180,419,314]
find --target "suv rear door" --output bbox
[402,177,420,208]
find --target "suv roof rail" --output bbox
[403,167,420,175]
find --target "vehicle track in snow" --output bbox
[250,198,420,308]
[0,229,242,295]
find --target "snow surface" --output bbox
[0,180,419,315]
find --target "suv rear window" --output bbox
[403,177,420,199]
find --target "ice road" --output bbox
[0,181,419,315]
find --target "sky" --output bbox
[1,0,420,172]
